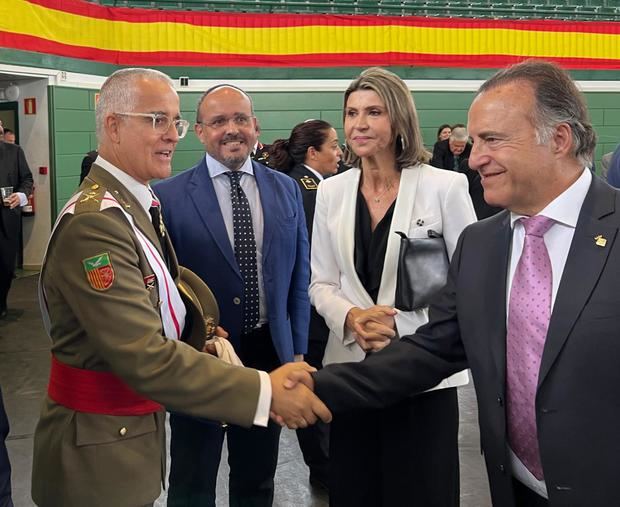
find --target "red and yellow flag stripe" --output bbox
[1,0,618,69]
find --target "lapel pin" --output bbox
[594,234,607,247]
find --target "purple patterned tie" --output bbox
[506,215,555,480]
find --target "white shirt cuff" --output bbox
[252,370,272,427]
[17,192,27,207]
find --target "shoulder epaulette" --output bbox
[74,183,107,214]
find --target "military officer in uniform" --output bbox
[269,119,342,490]
[32,68,330,507]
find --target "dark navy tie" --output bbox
[226,171,259,333]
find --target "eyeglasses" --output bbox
[197,114,254,130]
[116,112,190,138]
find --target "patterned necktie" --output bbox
[453,155,460,171]
[149,200,170,267]
[225,171,260,333]
[506,215,555,480]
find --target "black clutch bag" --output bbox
[394,230,449,311]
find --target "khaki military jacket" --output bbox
[32,165,261,507]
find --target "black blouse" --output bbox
[353,189,396,303]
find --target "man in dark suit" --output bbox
[430,126,472,170]
[154,84,311,507]
[284,60,615,506]
[0,127,33,317]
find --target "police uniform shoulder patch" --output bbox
[300,175,318,190]
[82,252,115,291]
[75,183,107,214]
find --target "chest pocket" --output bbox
[408,214,441,238]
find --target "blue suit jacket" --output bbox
[154,157,310,363]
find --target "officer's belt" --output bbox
[47,355,163,415]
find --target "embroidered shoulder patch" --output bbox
[82,252,115,291]
[301,175,318,190]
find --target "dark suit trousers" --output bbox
[296,308,330,483]
[0,222,18,311]
[168,325,281,507]
[0,388,13,507]
[329,387,459,507]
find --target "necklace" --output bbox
[364,179,395,204]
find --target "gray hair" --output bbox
[477,60,596,168]
[95,68,174,141]
[343,67,430,170]
[450,127,469,142]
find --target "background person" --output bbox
[437,123,452,142]
[309,67,476,507]
[0,123,33,319]
[430,126,472,170]
[2,130,15,145]
[269,119,342,490]
[154,84,311,507]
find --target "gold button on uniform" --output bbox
[119,427,128,437]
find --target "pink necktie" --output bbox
[506,215,555,480]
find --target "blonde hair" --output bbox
[343,67,429,169]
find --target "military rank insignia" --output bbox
[144,274,156,290]
[82,252,115,291]
[301,175,318,190]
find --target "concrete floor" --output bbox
[0,274,492,506]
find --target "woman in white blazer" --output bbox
[309,67,477,506]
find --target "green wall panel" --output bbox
[53,88,91,110]
[603,109,620,126]
[54,110,96,132]
[55,132,91,156]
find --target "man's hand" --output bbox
[5,193,20,209]
[203,326,229,355]
[269,362,332,429]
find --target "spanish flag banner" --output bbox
[1,0,619,69]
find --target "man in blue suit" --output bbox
[154,84,310,507]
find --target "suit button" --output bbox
[233,297,241,305]
[498,464,505,473]
[119,427,128,437]
[497,396,503,406]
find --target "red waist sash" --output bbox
[48,355,163,415]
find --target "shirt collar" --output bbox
[303,164,324,181]
[95,156,153,215]
[510,168,592,229]
[205,153,254,179]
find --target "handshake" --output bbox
[268,362,329,429]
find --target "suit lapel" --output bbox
[254,162,274,263]
[188,159,239,275]
[539,178,618,386]
[486,212,512,388]
[376,166,420,305]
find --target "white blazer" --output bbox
[310,163,477,391]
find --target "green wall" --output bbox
[51,86,620,215]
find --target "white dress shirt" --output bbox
[506,168,592,497]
